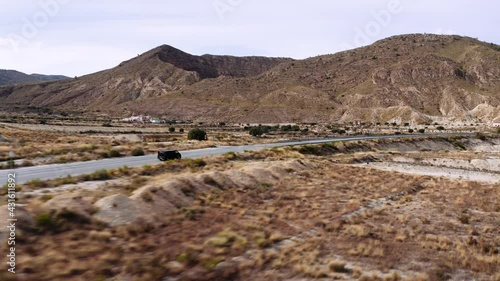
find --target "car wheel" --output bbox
[158,155,166,161]
[176,153,182,159]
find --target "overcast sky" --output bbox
[0,0,498,77]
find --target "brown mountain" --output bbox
[1,34,499,123]
[0,45,293,115]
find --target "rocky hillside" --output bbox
[0,46,292,115]
[0,34,499,123]
[0,69,68,86]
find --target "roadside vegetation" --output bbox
[2,134,498,281]
[2,114,494,169]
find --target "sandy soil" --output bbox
[361,162,500,184]
[392,156,500,173]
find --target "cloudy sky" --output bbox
[0,0,498,77]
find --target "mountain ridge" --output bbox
[0,34,499,124]
[0,69,69,86]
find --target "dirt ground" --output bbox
[0,136,498,281]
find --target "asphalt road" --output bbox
[0,133,470,184]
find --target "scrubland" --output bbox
[2,115,491,169]
[0,136,499,281]
[0,123,276,169]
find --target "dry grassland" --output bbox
[1,138,498,281]
[0,124,277,168]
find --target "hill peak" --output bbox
[152,44,192,57]
[134,44,293,79]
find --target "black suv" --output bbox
[157,150,182,161]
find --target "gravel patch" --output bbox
[359,162,500,184]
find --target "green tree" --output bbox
[109,150,122,158]
[188,128,207,141]
[249,126,269,137]
[131,148,145,156]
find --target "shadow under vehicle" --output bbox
[157,150,182,161]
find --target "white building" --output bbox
[493,118,500,127]
[121,115,151,123]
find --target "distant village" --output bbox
[121,115,192,124]
[120,115,500,128]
